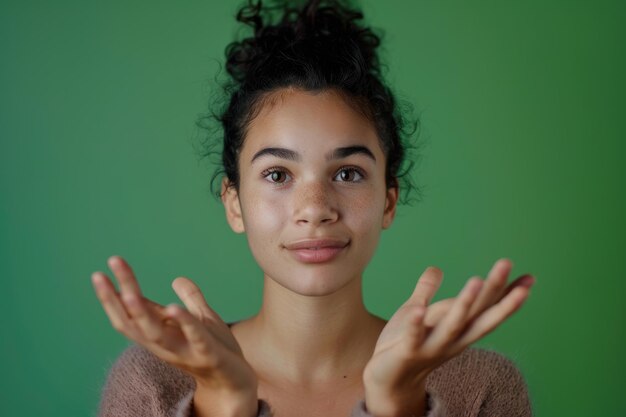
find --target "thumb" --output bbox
[409,266,444,306]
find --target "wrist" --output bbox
[364,379,428,417]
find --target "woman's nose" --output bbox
[293,180,339,226]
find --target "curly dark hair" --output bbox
[196,0,426,206]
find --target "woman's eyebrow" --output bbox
[332,146,376,162]
[250,145,376,164]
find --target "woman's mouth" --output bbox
[284,238,350,264]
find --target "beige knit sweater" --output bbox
[97,325,533,417]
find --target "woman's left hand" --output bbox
[362,258,536,417]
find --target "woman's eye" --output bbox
[335,167,364,182]
[261,167,364,185]
[262,168,291,184]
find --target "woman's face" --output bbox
[222,88,398,296]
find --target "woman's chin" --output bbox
[264,269,361,297]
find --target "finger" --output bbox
[172,277,224,324]
[466,259,512,321]
[93,269,168,324]
[409,266,444,306]
[453,285,531,348]
[166,304,216,358]
[141,296,169,319]
[501,274,536,299]
[107,255,143,298]
[422,277,483,353]
[91,272,137,337]
[423,272,536,328]
[121,291,166,345]
[424,298,454,328]
[403,305,428,354]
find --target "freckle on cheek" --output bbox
[350,195,372,211]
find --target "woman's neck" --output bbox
[230,274,387,389]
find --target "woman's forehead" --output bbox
[242,89,382,160]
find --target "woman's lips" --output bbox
[288,245,348,263]
[286,237,349,263]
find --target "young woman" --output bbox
[92,1,536,416]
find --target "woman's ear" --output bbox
[221,177,245,234]
[382,185,399,230]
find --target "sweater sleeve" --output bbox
[349,347,532,417]
[350,391,443,417]
[97,343,274,417]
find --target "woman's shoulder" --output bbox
[424,347,533,416]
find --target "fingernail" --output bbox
[465,278,482,294]
[91,273,103,286]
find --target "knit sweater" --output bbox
[97,323,533,417]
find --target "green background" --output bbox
[2,1,624,415]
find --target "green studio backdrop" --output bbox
[1,1,624,416]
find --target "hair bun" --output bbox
[226,0,381,84]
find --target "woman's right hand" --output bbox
[91,255,258,407]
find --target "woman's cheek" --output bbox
[349,192,386,247]
[255,196,285,230]
[243,191,285,246]
[349,190,383,223]
[241,181,285,221]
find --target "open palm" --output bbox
[91,255,256,392]
[364,259,535,392]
